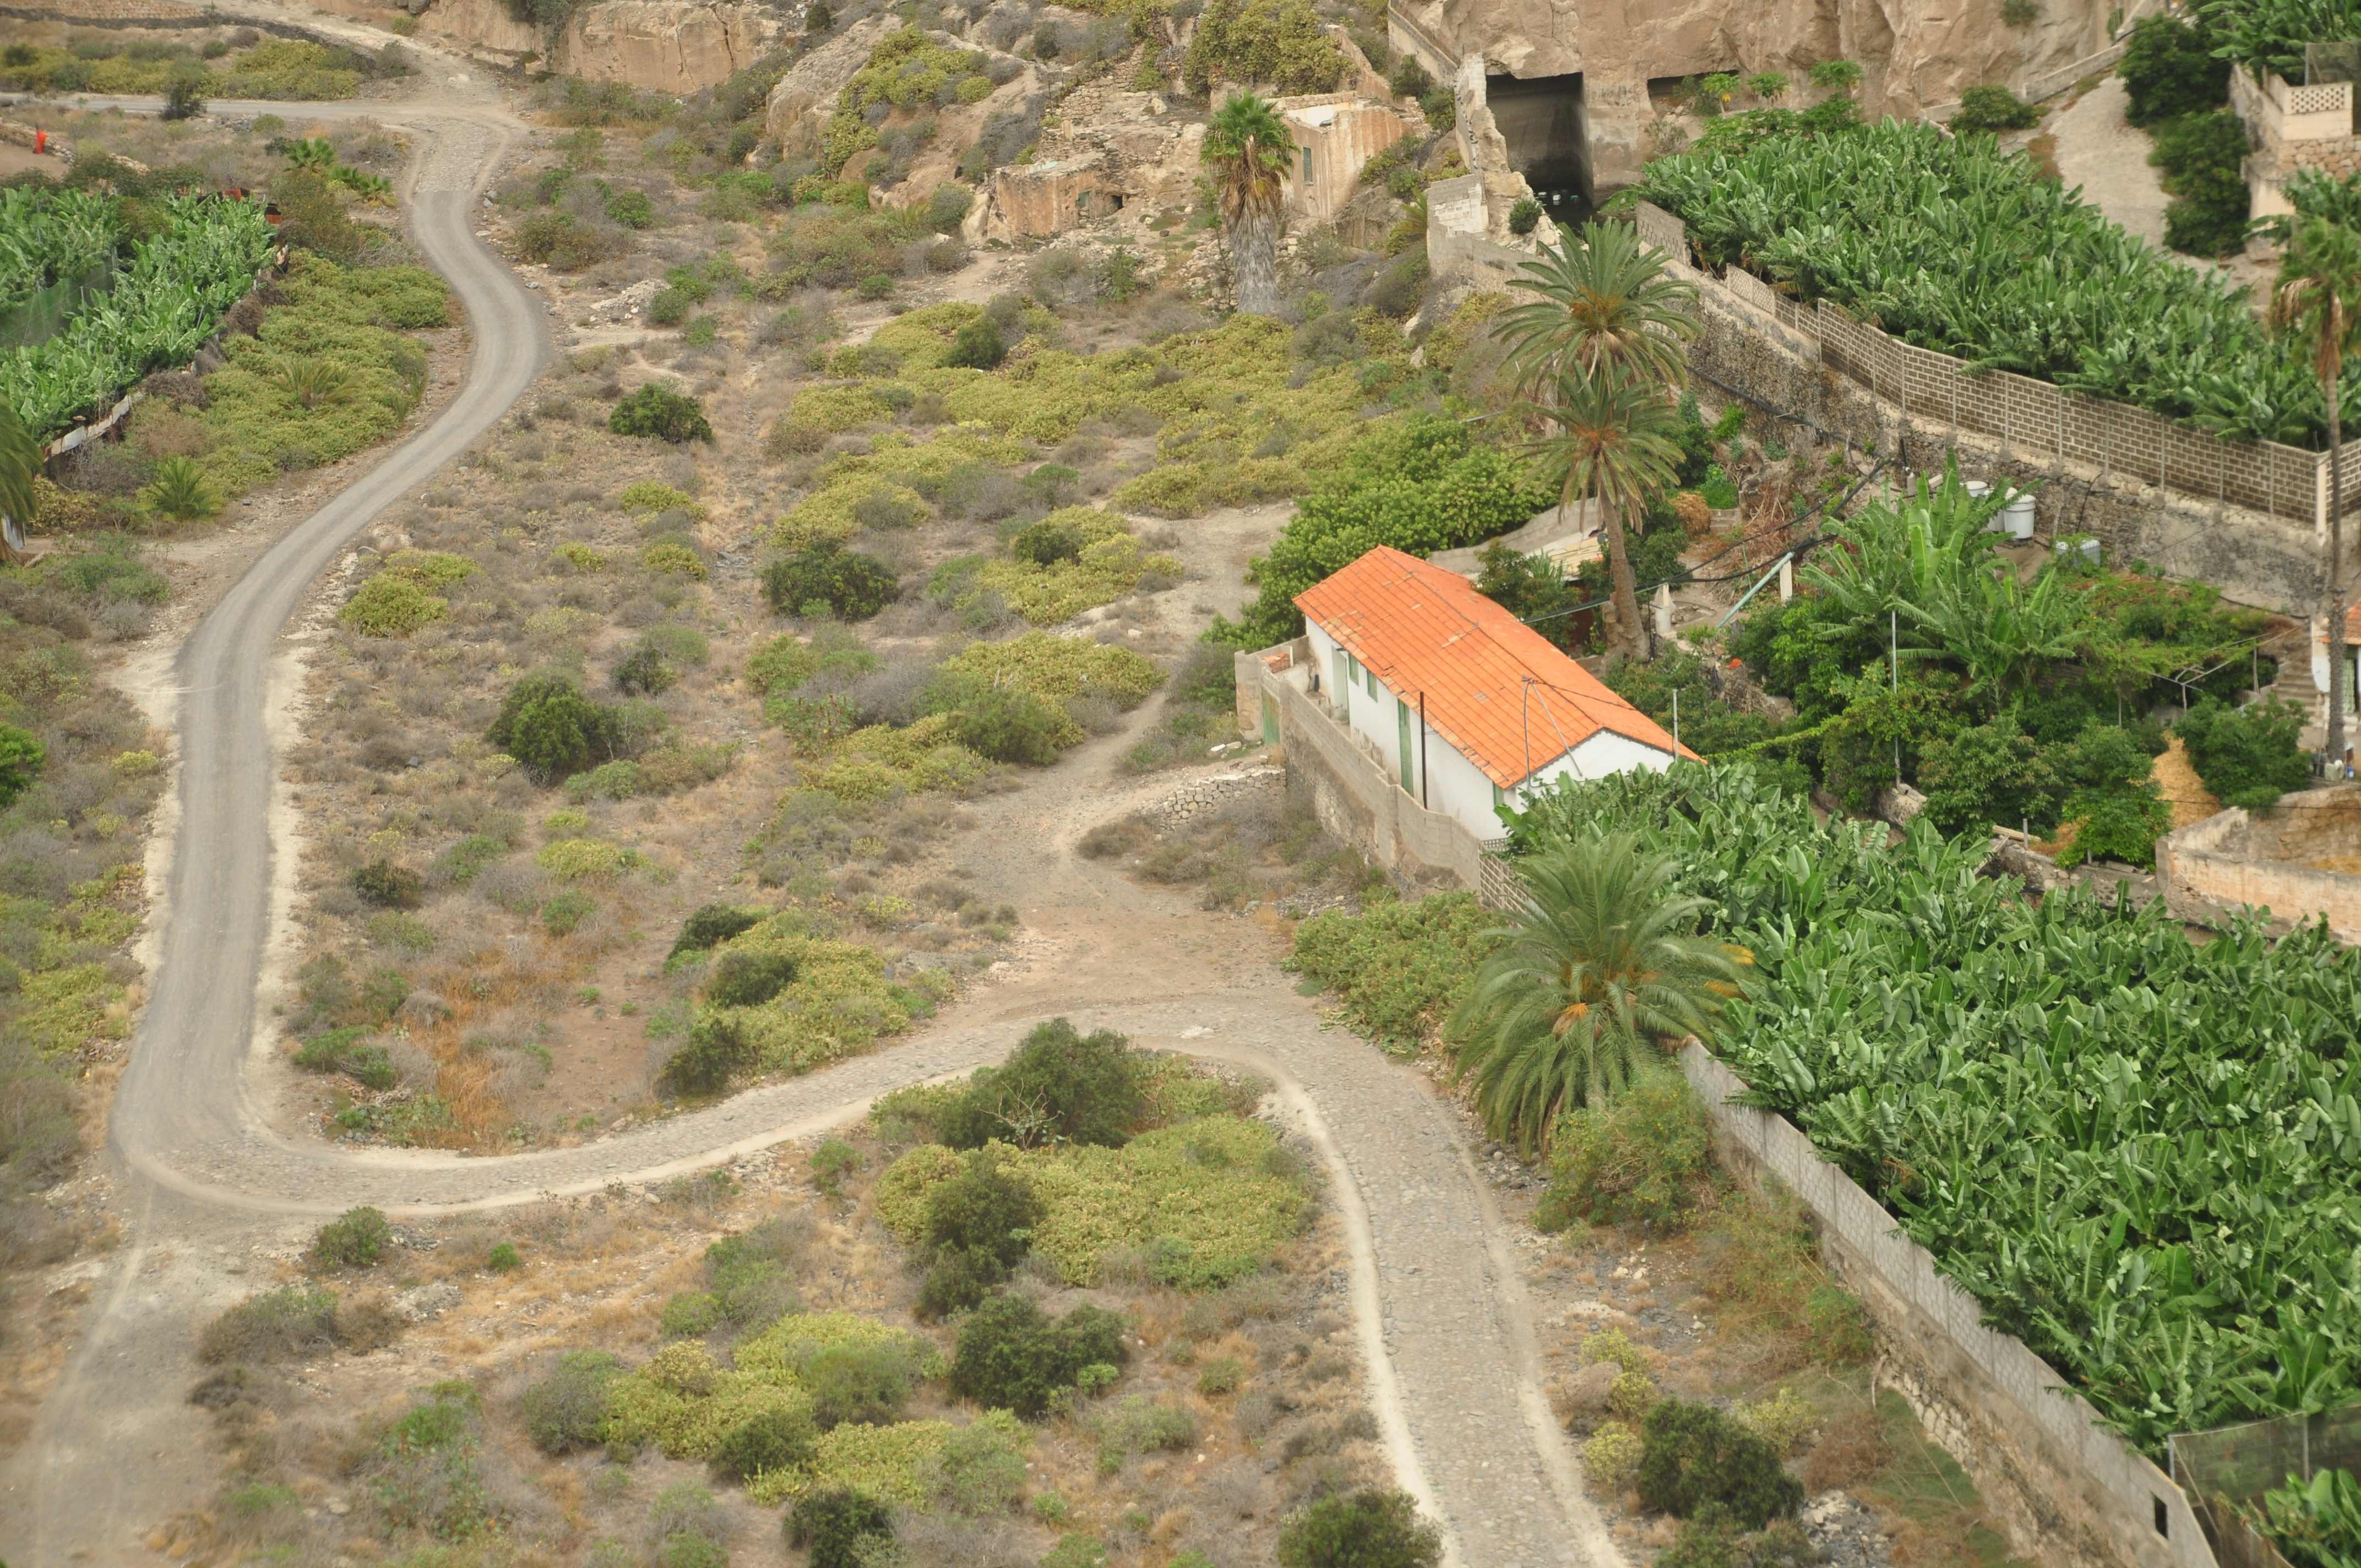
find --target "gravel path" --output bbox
[2052,78,2173,253]
[3,42,1626,1568]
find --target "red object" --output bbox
[32,130,45,154]
[1293,546,1699,779]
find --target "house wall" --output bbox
[2157,788,2361,941]
[1278,96,1412,227]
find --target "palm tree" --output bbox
[1493,219,1699,400]
[1523,361,1685,662]
[1448,832,1750,1157]
[1202,92,1290,317]
[0,400,38,563]
[2271,217,2361,771]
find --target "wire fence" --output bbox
[2169,1405,2361,1568]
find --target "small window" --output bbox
[1300,146,1314,184]
[1366,663,1379,696]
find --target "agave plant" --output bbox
[142,455,222,522]
[283,137,338,173]
[273,358,353,409]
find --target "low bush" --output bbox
[339,572,446,636]
[1277,1489,1444,1568]
[311,1205,391,1268]
[810,1137,862,1195]
[937,1017,1145,1149]
[662,1014,757,1096]
[707,948,798,1008]
[1183,0,1345,96]
[521,1349,621,1453]
[788,1486,893,1568]
[2119,14,2228,126]
[1537,1069,1710,1232]
[487,1242,521,1272]
[950,1293,1128,1418]
[2175,696,2310,810]
[1095,1396,1196,1472]
[672,903,763,956]
[1951,84,2038,133]
[919,1415,1029,1513]
[610,383,715,443]
[292,1027,395,1088]
[2152,109,2250,257]
[803,1338,924,1428]
[199,1284,339,1363]
[1288,892,1496,1049]
[1635,1398,1804,1529]
[1658,1506,1818,1568]
[763,543,897,619]
[486,671,625,782]
[923,1149,1041,1268]
[945,313,1006,369]
[350,858,422,908]
[713,1403,819,1479]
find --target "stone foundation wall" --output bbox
[1678,1045,2216,1568]
[2157,787,2361,939]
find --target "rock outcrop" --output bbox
[761,14,894,153]
[1397,0,2113,191]
[405,0,793,91]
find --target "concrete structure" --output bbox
[1274,94,1412,227]
[1679,1044,2213,1568]
[981,151,1123,240]
[2158,786,2361,941]
[1287,546,1688,842]
[2232,64,2361,219]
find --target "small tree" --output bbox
[761,543,897,619]
[485,672,619,781]
[0,722,43,810]
[946,313,1005,369]
[788,1488,891,1568]
[162,63,206,121]
[1807,58,1863,96]
[661,1014,756,1096]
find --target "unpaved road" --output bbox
[0,51,1624,1568]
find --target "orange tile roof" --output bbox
[1294,546,1695,788]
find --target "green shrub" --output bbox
[916,1244,1004,1319]
[293,1027,396,1088]
[1952,84,2038,133]
[142,454,221,520]
[810,1137,862,1195]
[350,858,423,909]
[486,672,622,782]
[613,641,676,695]
[1537,1069,1710,1232]
[2056,778,2172,869]
[1658,1506,1818,1568]
[707,948,797,1007]
[1917,721,2063,837]
[713,1403,819,1479]
[610,383,715,443]
[918,1415,1029,1513]
[486,1242,521,1272]
[0,723,40,810]
[938,1017,1145,1149]
[2176,696,2310,810]
[1288,893,1496,1048]
[311,1206,391,1268]
[2153,110,2250,257]
[949,1293,1128,1418]
[923,1150,1041,1268]
[1508,197,1544,236]
[1277,1489,1444,1568]
[1183,0,1345,96]
[945,313,1006,369]
[803,1339,923,1428]
[788,1487,893,1568]
[661,1014,757,1096]
[1195,1355,1246,1395]
[521,1349,620,1453]
[339,572,447,636]
[1095,1395,1196,1472]
[2119,14,2228,127]
[1635,1398,1804,1529]
[672,903,763,956]
[763,543,897,619]
[199,1284,341,1363]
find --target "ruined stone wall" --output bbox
[2158,788,2361,940]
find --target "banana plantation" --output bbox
[1504,764,2361,1459]
[0,188,276,438]
[1634,117,2352,448]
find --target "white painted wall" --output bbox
[1303,617,1677,840]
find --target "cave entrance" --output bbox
[1486,69,1591,223]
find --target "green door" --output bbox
[1397,698,1415,794]
[1261,693,1279,746]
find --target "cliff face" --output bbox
[1398,0,2109,188]
[413,0,792,91]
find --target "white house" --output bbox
[1293,546,1693,839]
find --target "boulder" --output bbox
[562,1,790,95]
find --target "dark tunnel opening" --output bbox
[1485,69,1591,222]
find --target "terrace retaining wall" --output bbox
[1677,1043,2215,1568]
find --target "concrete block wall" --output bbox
[1677,1045,2216,1568]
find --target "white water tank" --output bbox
[1998,492,2037,541]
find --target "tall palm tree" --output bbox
[1493,218,1700,400]
[1448,832,1750,1157]
[1524,362,1685,662]
[2271,217,2361,772]
[0,400,39,564]
[1202,92,1290,317]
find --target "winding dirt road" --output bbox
[0,55,1625,1568]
